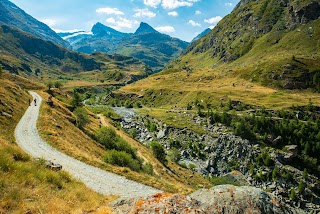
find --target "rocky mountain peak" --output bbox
[91,22,126,38]
[134,22,158,35]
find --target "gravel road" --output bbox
[14,92,159,198]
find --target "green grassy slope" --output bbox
[169,0,320,89]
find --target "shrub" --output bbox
[128,128,138,139]
[105,150,141,172]
[168,148,181,162]
[96,127,137,158]
[54,81,63,89]
[150,141,166,163]
[142,163,154,175]
[71,91,83,108]
[46,81,53,90]
[74,107,90,129]
[0,66,3,76]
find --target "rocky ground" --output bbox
[112,107,320,213]
[112,185,291,214]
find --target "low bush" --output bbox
[105,150,141,172]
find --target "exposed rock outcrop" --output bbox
[112,185,290,214]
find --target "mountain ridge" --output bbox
[61,22,188,72]
[0,24,150,83]
[0,0,69,47]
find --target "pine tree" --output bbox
[272,166,279,182]
[298,180,304,194]
[290,189,296,201]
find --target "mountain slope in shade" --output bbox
[0,0,69,47]
[0,25,151,83]
[62,22,188,72]
[192,28,211,42]
[170,0,320,89]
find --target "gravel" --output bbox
[14,92,159,199]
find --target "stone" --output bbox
[1,111,12,118]
[156,128,167,139]
[46,161,62,171]
[181,150,190,158]
[272,136,282,145]
[284,145,298,158]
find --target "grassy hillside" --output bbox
[36,88,211,194]
[0,25,150,86]
[0,73,113,213]
[169,0,320,89]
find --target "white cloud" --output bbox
[168,11,178,16]
[195,10,202,15]
[209,25,215,29]
[106,17,139,29]
[134,8,156,18]
[144,0,200,9]
[62,31,93,40]
[155,25,175,33]
[188,20,201,27]
[162,0,199,10]
[96,7,124,15]
[204,16,222,24]
[53,29,82,33]
[225,2,233,7]
[144,0,161,8]
[41,18,57,27]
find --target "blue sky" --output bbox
[10,0,239,42]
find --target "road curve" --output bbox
[14,91,159,198]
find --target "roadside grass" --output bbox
[0,73,114,214]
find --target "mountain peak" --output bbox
[192,28,211,42]
[91,22,127,38]
[134,22,158,35]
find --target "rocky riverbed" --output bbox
[112,107,320,213]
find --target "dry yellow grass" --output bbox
[0,73,114,214]
[120,69,320,109]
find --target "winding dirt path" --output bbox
[14,91,159,198]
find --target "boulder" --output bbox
[46,161,62,171]
[189,185,289,214]
[156,128,167,139]
[112,186,292,214]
